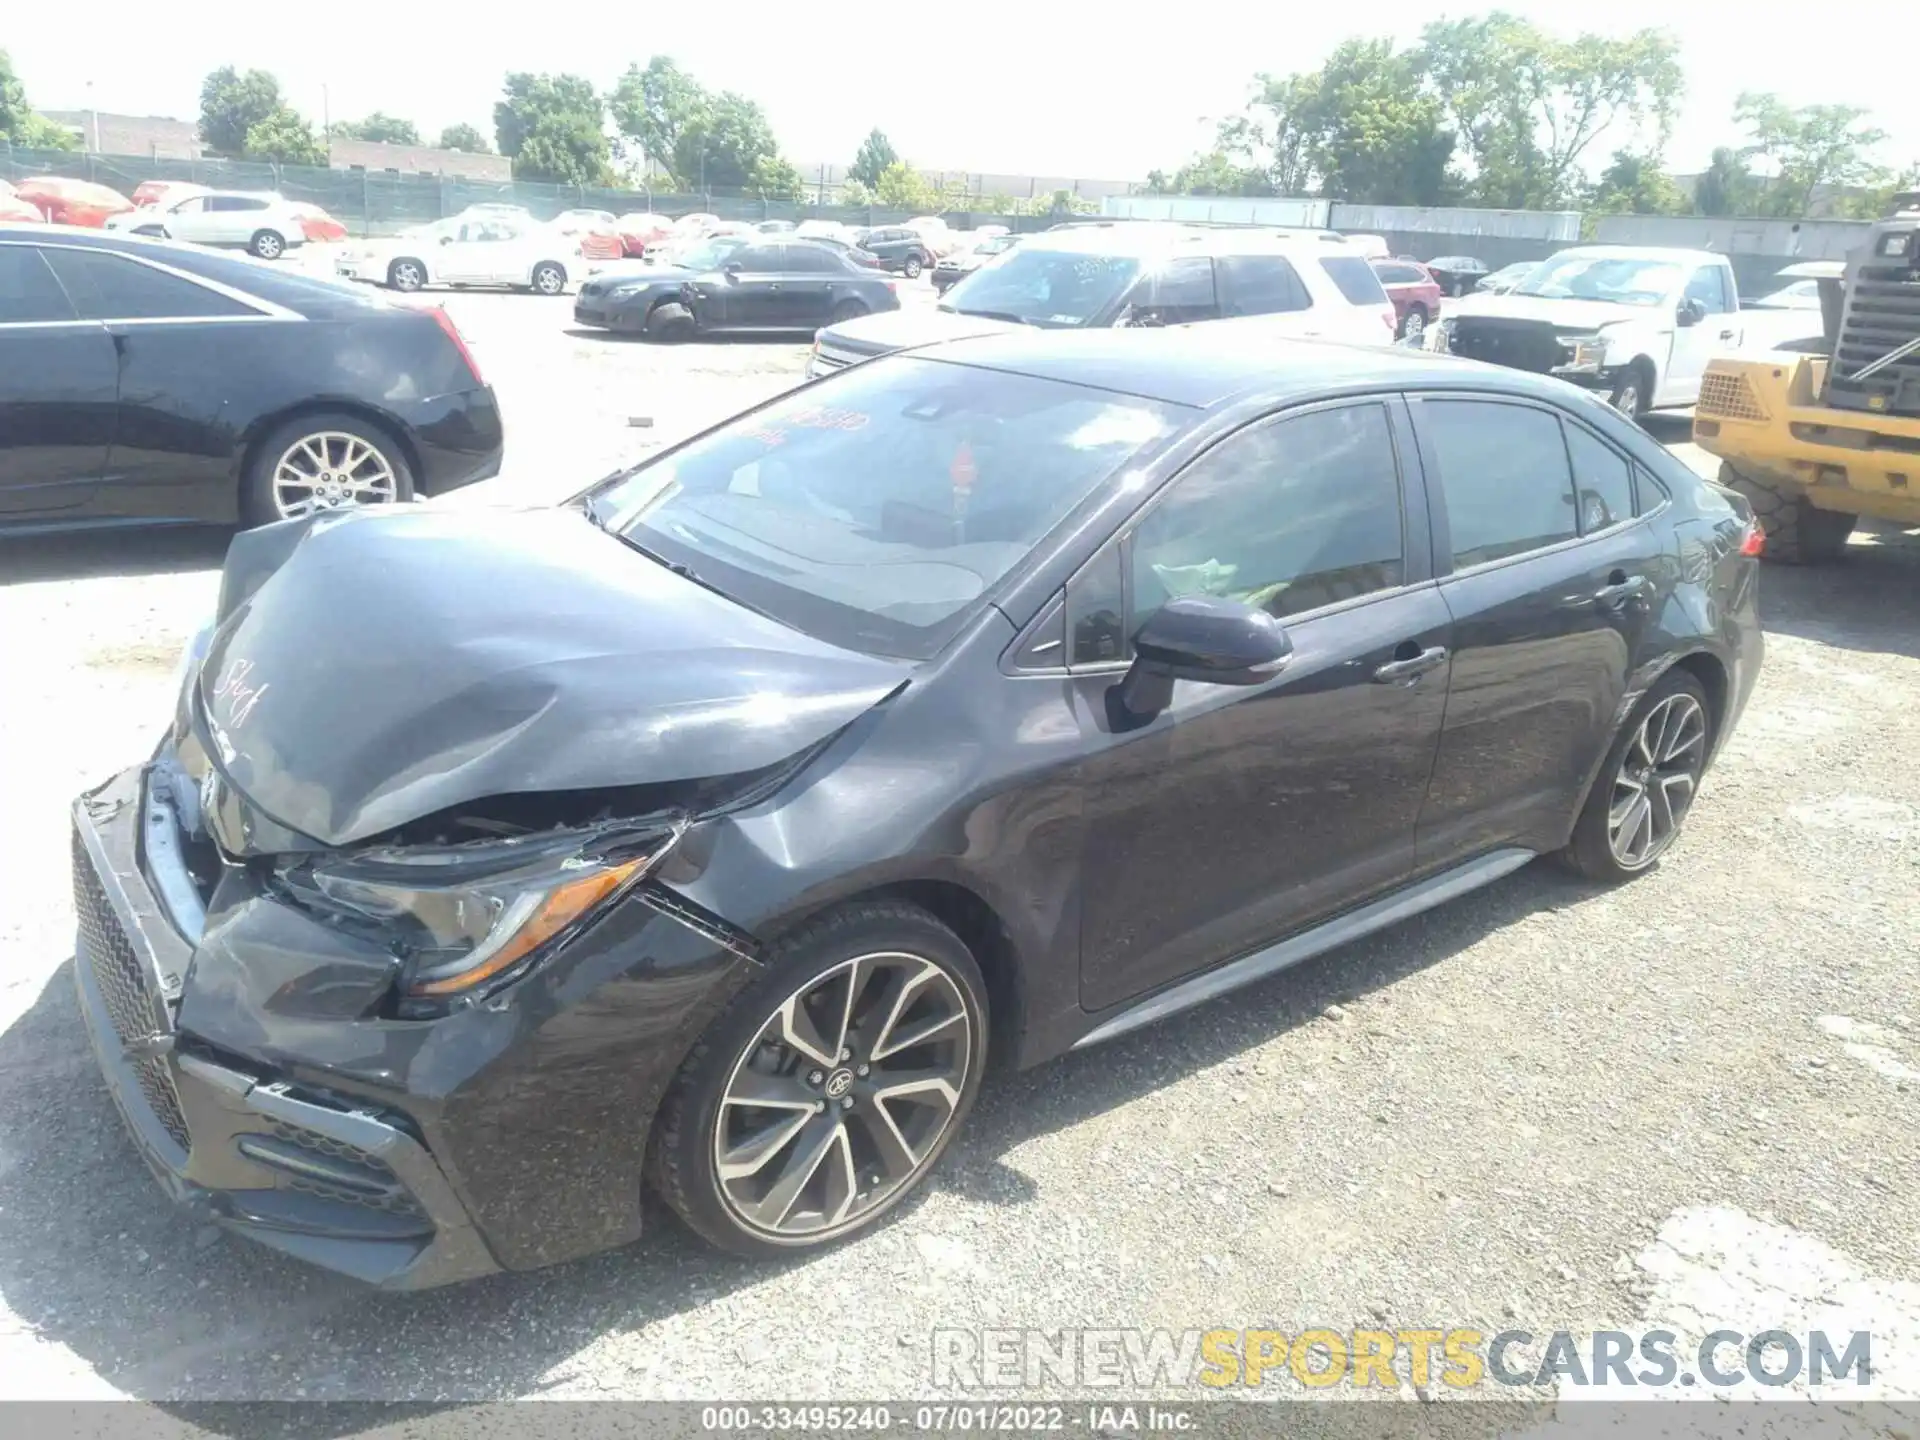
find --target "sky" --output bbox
[10,0,1918,184]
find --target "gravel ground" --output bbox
[0,287,1916,1433]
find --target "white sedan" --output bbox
[334,215,587,294]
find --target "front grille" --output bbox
[263,1120,424,1219]
[1449,319,1570,374]
[1827,260,1920,416]
[1697,371,1769,422]
[73,829,190,1152]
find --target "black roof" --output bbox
[911,325,1568,411]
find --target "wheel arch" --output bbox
[233,399,423,507]
[768,877,1027,1074]
[1563,647,1731,839]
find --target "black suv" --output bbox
[854,226,934,278]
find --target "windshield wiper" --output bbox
[949,308,1037,326]
[605,531,778,621]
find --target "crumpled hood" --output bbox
[195,506,909,849]
[1446,293,1658,331]
[821,306,1027,357]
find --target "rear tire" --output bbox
[646,301,697,343]
[241,411,415,528]
[387,257,426,292]
[903,253,924,279]
[1560,669,1713,884]
[249,229,286,260]
[531,261,567,296]
[831,299,869,324]
[1719,463,1855,565]
[649,900,988,1258]
[1398,306,1428,342]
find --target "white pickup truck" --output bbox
[1429,245,1825,417]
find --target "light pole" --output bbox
[86,80,100,152]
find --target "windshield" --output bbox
[1514,254,1684,306]
[592,357,1182,658]
[940,247,1141,327]
[671,237,749,270]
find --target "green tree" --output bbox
[873,160,938,212]
[1692,147,1757,217]
[199,65,284,156]
[242,107,326,166]
[1297,39,1454,204]
[0,48,77,149]
[749,153,805,201]
[610,56,708,183]
[838,177,874,207]
[494,72,611,185]
[332,112,420,145]
[672,90,783,192]
[1419,14,1682,209]
[436,123,491,154]
[1733,92,1888,217]
[849,128,899,190]
[1586,148,1690,218]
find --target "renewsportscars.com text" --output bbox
[932,1327,1873,1391]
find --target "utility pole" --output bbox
[86,80,100,152]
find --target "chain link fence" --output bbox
[0,144,1085,236]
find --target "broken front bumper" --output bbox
[70,765,499,1289]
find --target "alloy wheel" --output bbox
[1607,692,1707,868]
[272,431,400,519]
[255,232,283,259]
[1612,381,1641,417]
[712,951,973,1241]
[392,261,424,291]
[534,265,564,295]
[1403,310,1425,341]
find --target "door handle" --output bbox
[1717,328,1735,340]
[1592,573,1649,609]
[1371,644,1448,683]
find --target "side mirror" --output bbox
[1113,595,1292,720]
[438,234,454,246]
[1678,297,1706,327]
[722,262,743,281]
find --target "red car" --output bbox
[1370,258,1444,343]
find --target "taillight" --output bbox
[1739,522,1765,557]
[885,280,898,295]
[428,305,485,387]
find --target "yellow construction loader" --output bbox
[1693,193,1920,562]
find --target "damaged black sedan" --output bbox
[72,329,1763,1287]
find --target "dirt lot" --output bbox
[1,287,1917,1426]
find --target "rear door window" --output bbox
[1132,257,1218,325]
[1319,255,1390,306]
[1563,422,1637,533]
[1217,254,1312,315]
[1417,398,1577,568]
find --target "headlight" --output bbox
[1556,336,1608,373]
[280,825,679,1003]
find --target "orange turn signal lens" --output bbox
[408,857,645,997]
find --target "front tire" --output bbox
[1608,362,1652,421]
[646,301,697,342]
[1398,306,1427,342]
[650,901,988,1258]
[1719,463,1855,564]
[249,229,286,260]
[1560,670,1712,883]
[531,261,567,295]
[241,411,414,527]
[903,253,924,279]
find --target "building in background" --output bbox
[327,139,511,182]
[36,111,202,160]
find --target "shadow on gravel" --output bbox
[1758,522,1920,661]
[0,859,1589,1426]
[0,527,230,586]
